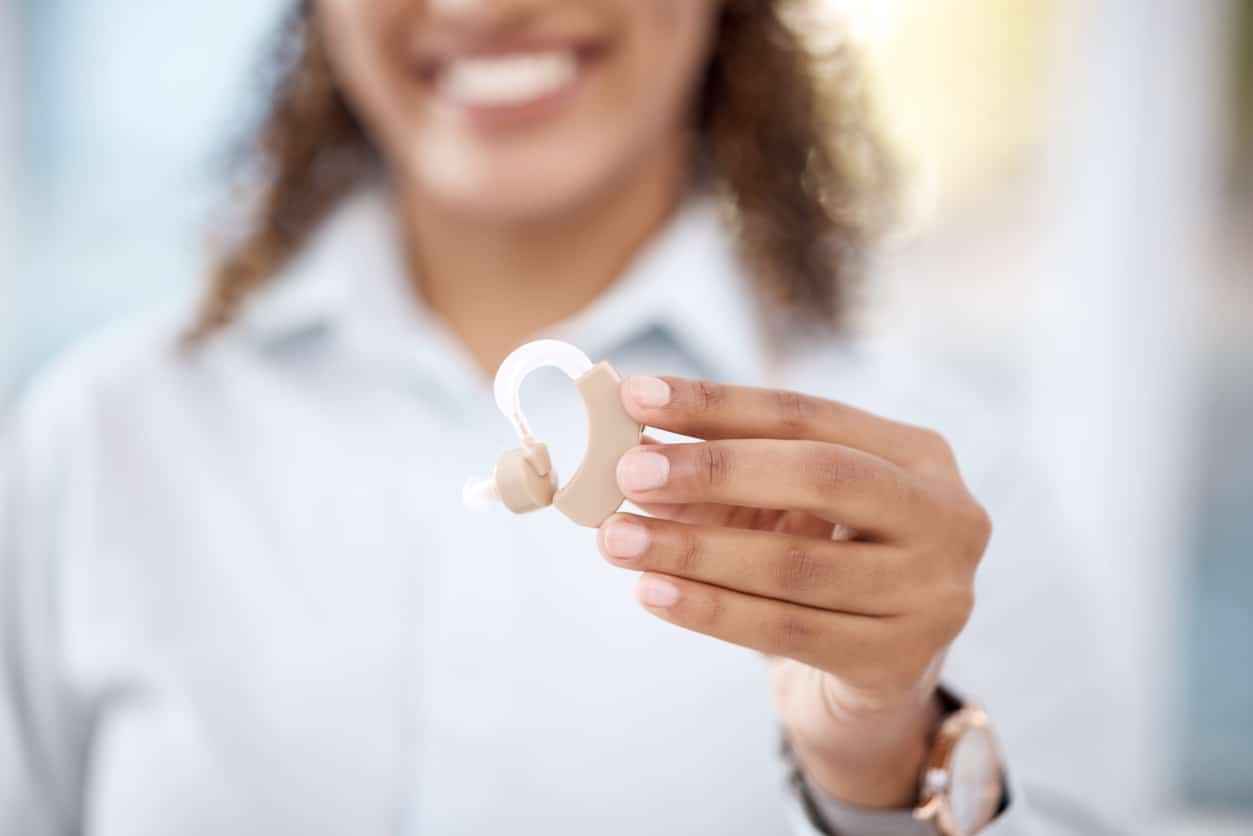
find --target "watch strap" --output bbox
[800,771,938,835]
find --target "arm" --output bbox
[599,375,1143,835]
[791,441,1144,835]
[793,503,1131,833]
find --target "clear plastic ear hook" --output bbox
[461,340,594,512]
[462,339,643,528]
[492,339,594,440]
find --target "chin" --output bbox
[409,145,623,225]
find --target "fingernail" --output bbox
[601,518,650,561]
[638,575,681,608]
[626,376,671,408]
[617,450,670,492]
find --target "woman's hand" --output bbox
[598,376,992,809]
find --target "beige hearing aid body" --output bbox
[464,342,643,528]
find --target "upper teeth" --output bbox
[440,51,578,107]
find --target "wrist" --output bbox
[790,690,946,810]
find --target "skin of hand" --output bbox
[596,375,993,809]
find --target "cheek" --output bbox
[316,0,416,147]
[617,0,720,129]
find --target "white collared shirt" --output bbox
[1,188,1149,835]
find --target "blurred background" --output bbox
[1,0,1249,832]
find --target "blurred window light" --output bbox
[9,0,286,400]
[819,0,1063,222]
[1232,0,1253,199]
[1,0,16,400]
[821,0,915,43]
[827,1,1252,818]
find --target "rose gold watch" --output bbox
[912,695,1006,836]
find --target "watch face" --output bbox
[947,725,1003,834]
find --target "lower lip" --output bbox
[427,52,599,131]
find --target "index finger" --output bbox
[621,376,950,470]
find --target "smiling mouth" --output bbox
[421,42,606,115]
[440,50,579,107]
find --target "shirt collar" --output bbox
[238,183,770,386]
[238,183,403,344]
[549,192,769,384]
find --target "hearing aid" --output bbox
[462,339,644,528]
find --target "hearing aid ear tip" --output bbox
[462,476,499,512]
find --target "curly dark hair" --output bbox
[185,0,895,343]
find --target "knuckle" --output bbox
[967,500,993,550]
[860,553,904,602]
[773,389,814,435]
[921,428,953,455]
[951,497,993,563]
[807,446,860,499]
[949,584,976,623]
[891,470,923,510]
[915,580,975,644]
[914,429,956,470]
[769,613,818,655]
[699,443,734,489]
[672,528,704,576]
[776,543,827,595]
[936,585,975,640]
[698,589,728,630]
[693,380,725,414]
